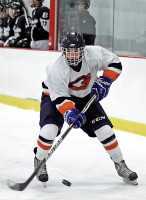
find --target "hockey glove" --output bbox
[4,36,17,47]
[64,108,86,129]
[90,76,113,101]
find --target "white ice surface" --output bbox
[0,103,146,200]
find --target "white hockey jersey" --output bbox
[43,46,122,115]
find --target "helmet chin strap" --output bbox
[67,59,80,66]
[67,55,83,66]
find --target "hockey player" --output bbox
[0,3,7,46]
[28,0,49,49]
[4,1,31,48]
[34,32,138,185]
[1,0,16,44]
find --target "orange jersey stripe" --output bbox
[44,92,50,96]
[103,69,120,81]
[104,140,118,150]
[37,140,52,150]
[58,101,76,115]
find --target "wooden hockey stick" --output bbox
[7,94,97,191]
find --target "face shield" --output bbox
[61,47,84,66]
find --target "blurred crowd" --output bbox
[0,0,49,49]
[60,0,96,45]
[0,0,96,49]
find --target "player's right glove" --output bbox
[64,108,86,129]
[90,76,113,101]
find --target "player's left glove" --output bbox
[64,108,86,129]
[90,76,113,101]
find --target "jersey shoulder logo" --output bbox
[69,73,91,91]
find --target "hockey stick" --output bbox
[23,7,29,27]
[7,94,97,191]
[22,7,37,49]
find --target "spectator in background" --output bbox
[75,0,96,45]
[1,0,16,45]
[59,0,96,45]
[0,3,7,46]
[28,0,50,50]
[4,1,31,48]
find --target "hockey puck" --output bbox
[62,179,71,187]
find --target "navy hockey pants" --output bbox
[39,93,113,137]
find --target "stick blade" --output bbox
[7,179,26,191]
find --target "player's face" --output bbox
[12,8,20,17]
[0,11,7,19]
[65,48,82,66]
[78,2,86,10]
[30,0,41,8]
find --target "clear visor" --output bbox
[62,47,84,66]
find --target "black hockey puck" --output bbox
[62,179,71,187]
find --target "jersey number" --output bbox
[42,12,49,19]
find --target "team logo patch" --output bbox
[69,73,91,90]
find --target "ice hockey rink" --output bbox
[0,103,146,200]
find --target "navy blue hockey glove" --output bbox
[90,76,113,101]
[64,108,86,129]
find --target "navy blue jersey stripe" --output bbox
[39,135,54,144]
[101,134,116,145]
[108,62,122,70]
[53,96,73,107]
[42,82,48,89]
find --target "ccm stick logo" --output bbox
[47,138,63,158]
[92,116,106,124]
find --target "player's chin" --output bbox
[70,61,79,67]
[72,65,78,67]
